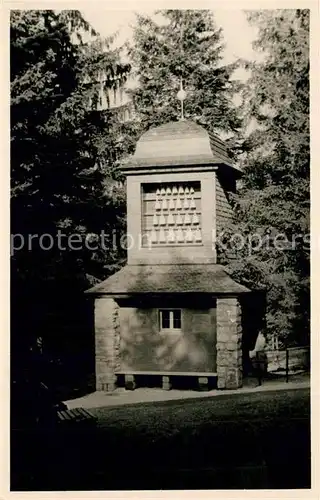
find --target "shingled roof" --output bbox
[85,264,251,296]
[121,120,241,175]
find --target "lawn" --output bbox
[11,387,310,491]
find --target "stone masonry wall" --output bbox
[95,297,120,391]
[216,298,243,389]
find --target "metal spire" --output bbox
[177,17,187,120]
[177,77,187,120]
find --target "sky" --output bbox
[79,9,259,79]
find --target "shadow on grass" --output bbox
[11,388,311,491]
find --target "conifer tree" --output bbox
[10,10,130,390]
[219,10,310,346]
[128,9,242,149]
[11,10,130,289]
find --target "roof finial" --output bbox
[177,77,187,121]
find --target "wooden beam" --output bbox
[117,371,217,377]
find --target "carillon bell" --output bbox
[176,213,183,225]
[195,228,202,242]
[176,228,184,242]
[167,229,175,243]
[167,213,175,225]
[184,213,191,225]
[185,228,193,242]
[159,228,166,243]
[155,199,161,211]
[192,213,199,225]
[159,214,166,225]
[150,230,157,243]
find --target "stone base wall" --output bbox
[216,298,243,389]
[95,296,243,392]
[95,298,120,391]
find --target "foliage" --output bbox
[128,9,243,152]
[10,10,131,389]
[218,9,310,346]
[11,10,131,290]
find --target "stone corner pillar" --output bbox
[216,297,243,390]
[94,297,120,392]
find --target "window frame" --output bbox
[159,308,182,332]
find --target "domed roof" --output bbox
[122,120,239,173]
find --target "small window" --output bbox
[173,310,181,329]
[159,309,181,330]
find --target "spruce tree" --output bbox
[128,10,242,147]
[10,10,130,391]
[11,10,130,288]
[219,10,310,346]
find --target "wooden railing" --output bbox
[255,345,310,385]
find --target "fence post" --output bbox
[285,348,289,383]
[256,352,262,386]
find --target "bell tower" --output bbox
[86,119,251,392]
[123,120,240,265]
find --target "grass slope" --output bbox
[11,387,310,490]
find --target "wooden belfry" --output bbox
[86,88,252,391]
